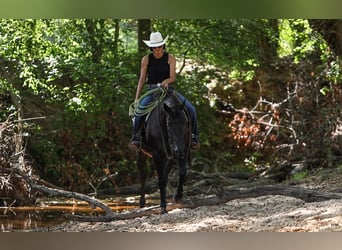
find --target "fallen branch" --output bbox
[185,185,342,208]
[30,182,115,217]
[65,184,342,222]
[0,167,115,217]
[64,204,168,222]
[1,167,341,222]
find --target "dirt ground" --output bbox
[32,168,342,232]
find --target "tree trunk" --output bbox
[113,19,120,60]
[85,19,104,64]
[309,19,342,56]
[4,90,33,206]
[138,19,151,55]
[258,19,279,66]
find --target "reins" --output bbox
[157,89,174,160]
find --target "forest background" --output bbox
[1,19,342,205]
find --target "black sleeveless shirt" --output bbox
[146,52,170,85]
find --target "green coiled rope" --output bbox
[131,87,168,117]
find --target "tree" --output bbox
[0,19,136,204]
[309,19,342,56]
[0,19,59,205]
[1,19,342,207]
[138,19,151,55]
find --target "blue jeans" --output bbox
[132,89,198,137]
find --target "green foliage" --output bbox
[325,57,342,84]
[291,170,309,181]
[154,20,265,69]
[278,19,324,63]
[0,19,340,192]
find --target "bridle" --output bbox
[157,93,174,160]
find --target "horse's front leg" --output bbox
[173,152,187,203]
[155,156,171,214]
[137,151,147,208]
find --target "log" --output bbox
[185,185,342,208]
[30,182,115,217]
[0,167,115,217]
[95,181,158,196]
[64,204,171,222]
[2,167,342,222]
[65,184,342,222]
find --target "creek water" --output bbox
[0,195,158,231]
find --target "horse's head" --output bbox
[163,91,189,159]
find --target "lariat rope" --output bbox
[133,87,167,117]
[130,87,188,161]
[131,86,173,160]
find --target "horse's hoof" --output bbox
[173,194,183,203]
[160,208,168,214]
[139,197,146,208]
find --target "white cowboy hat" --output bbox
[143,32,169,47]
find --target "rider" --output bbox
[128,31,200,150]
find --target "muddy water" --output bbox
[0,196,158,231]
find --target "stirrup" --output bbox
[128,136,141,150]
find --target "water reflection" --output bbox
[0,195,158,231]
[0,209,65,231]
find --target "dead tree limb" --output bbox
[2,167,341,222]
[185,185,342,208]
[66,184,342,222]
[30,182,116,217]
[0,167,115,217]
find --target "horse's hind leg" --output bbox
[138,151,147,208]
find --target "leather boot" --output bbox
[128,116,142,150]
[191,134,200,149]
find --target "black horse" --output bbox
[137,88,191,214]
